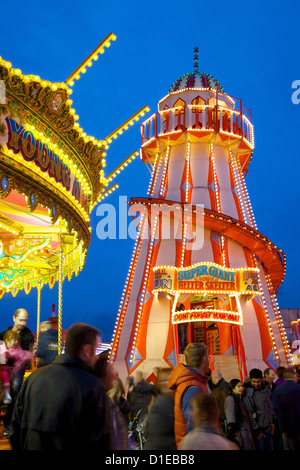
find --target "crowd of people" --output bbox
[0,308,300,451]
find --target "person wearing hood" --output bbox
[242,368,276,450]
[168,342,210,448]
[35,321,59,368]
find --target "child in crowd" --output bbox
[0,330,33,404]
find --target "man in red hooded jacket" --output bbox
[168,343,211,448]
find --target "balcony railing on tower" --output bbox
[142,93,254,149]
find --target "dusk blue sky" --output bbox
[0,1,299,341]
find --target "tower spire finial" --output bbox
[193,47,199,72]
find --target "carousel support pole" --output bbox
[58,236,64,354]
[36,270,41,348]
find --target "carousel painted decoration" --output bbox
[110,48,292,382]
[0,33,149,350]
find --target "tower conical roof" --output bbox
[169,47,224,93]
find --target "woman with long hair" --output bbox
[224,378,255,450]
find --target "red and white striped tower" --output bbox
[110,49,291,383]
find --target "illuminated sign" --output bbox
[153,267,175,291]
[154,262,259,295]
[172,309,242,325]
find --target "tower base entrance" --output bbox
[179,352,241,383]
[191,321,219,353]
[213,355,241,382]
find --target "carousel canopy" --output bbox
[0,34,149,298]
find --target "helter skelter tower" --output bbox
[110,49,292,382]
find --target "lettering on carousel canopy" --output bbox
[154,263,259,294]
[5,117,82,203]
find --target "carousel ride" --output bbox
[0,33,149,352]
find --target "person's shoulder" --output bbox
[280,380,300,392]
[152,393,173,409]
[221,436,240,450]
[243,382,253,394]
[0,326,12,339]
[225,393,235,403]
[182,384,203,403]
[20,327,34,342]
[179,427,199,447]
[21,326,34,335]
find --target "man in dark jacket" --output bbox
[9,323,112,450]
[0,308,34,357]
[209,370,230,432]
[243,368,276,450]
[272,368,300,450]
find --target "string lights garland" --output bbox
[65,33,117,86]
[159,146,170,198]
[129,214,159,365]
[109,213,147,362]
